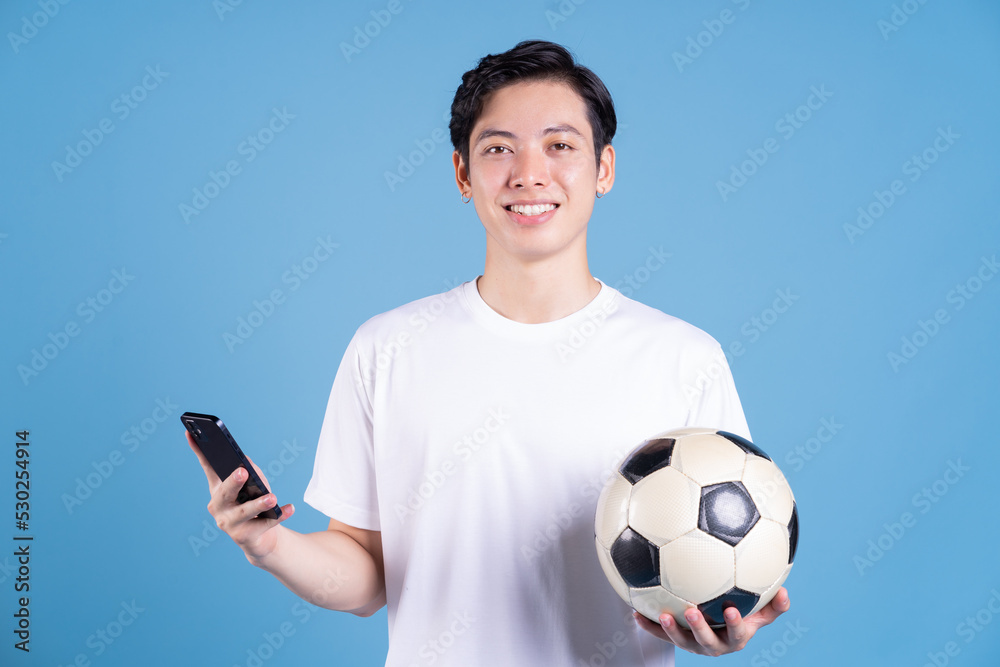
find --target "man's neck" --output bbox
[476,254,601,324]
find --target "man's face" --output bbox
[454,79,614,266]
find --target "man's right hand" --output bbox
[186,430,295,562]
[185,429,386,616]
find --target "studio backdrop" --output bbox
[2,1,998,666]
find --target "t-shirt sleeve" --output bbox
[685,342,752,442]
[303,330,381,531]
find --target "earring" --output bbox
[596,190,605,199]
[461,193,472,204]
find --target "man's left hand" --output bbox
[632,587,791,657]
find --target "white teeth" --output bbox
[508,203,557,216]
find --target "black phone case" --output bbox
[181,411,282,520]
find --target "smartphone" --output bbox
[181,411,282,520]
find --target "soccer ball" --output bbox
[594,427,798,629]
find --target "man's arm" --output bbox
[188,431,386,617]
[248,518,386,617]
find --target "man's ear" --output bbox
[454,150,471,197]
[597,144,615,196]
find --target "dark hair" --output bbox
[449,40,616,173]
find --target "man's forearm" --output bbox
[247,526,386,616]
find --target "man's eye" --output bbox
[552,143,571,150]
[486,146,510,154]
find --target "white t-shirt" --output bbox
[304,277,751,667]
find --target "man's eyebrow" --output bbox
[474,128,516,145]
[474,124,586,146]
[542,124,585,138]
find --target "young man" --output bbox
[188,40,790,664]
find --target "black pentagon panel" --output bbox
[788,503,799,564]
[609,528,660,588]
[619,438,675,485]
[717,431,771,462]
[698,481,760,546]
[698,587,760,628]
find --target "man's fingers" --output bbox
[631,611,669,641]
[635,597,787,656]
[212,478,271,532]
[238,491,279,521]
[633,608,723,656]
[231,487,295,526]
[658,612,709,655]
[682,609,727,656]
[249,499,295,527]
[206,467,250,522]
[751,587,791,627]
[221,497,295,546]
[722,607,750,649]
[219,466,249,505]
[656,612,689,647]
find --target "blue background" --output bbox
[2,0,998,665]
